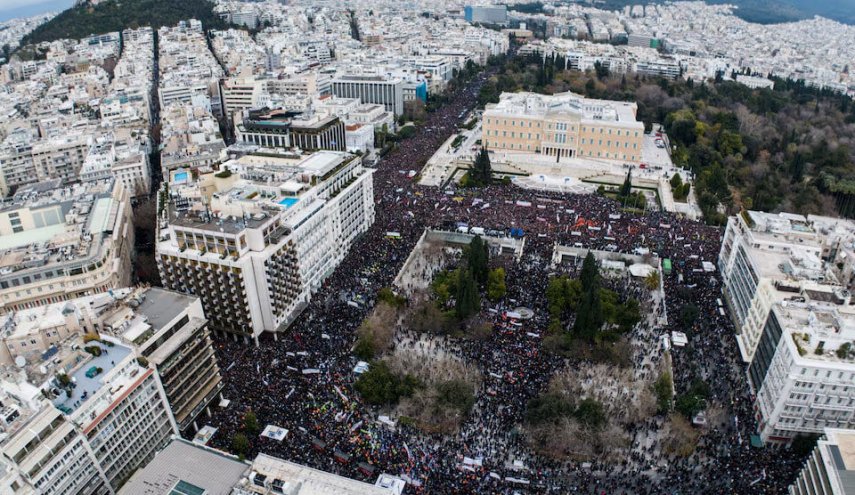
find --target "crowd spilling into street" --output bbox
[198,66,805,494]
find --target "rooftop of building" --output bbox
[240,453,393,495]
[484,91,642,125]
[819,428,855,495]
[241,108,341,131]
[134,287,197,335]
[773,299,855,366]
[728,211,855,291]
[0,178,124,282]
[51,339,133,415]
[163,151,359,235]
[119,437,249,495]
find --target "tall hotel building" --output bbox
[156,151,375,344]
[482,91,644,162]
[718,211,855,444]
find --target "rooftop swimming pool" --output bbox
[174,171,189,183]
[278,197,299,208]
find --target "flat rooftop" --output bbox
[485,91,642,125]
[119,437,249,495]
[822,429,855,495]
[0,179,121,282]
[246,454,392,495]
[135,287,196,333]
[52,341,132,414]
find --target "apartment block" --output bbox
[749,300,855,444]
[482,91,644,162]
[0,178,134,314]
[0,286,222,435]
[157,151,374,343]
[0,406,108,494]
[112,288,223,432]
[718,211,855,362]
[0,332,177,492]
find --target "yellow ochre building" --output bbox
[482,91,645,162]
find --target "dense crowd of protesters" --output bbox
[197,68,804,494]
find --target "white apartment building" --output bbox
[78,132,151,197]
[0,130,35,197]
[0,286,223,436]
[157,151,375,343]
[109,287,224,433]
[749,300,855,444]
[331,75,405,116]
[0,179,134,314]
[718,211,855,363]
[0,404,109,495]
[58,338,177,490]
[221,76,268,119]
[736,74,775,89]
[268,71,331,97]
[0,333,177,493]
[789,428,855,495]
[31,134,91,185]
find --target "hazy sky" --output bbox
[0,0,72,22]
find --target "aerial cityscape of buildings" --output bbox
[0,0,851,493]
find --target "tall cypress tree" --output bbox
[575,253,604,340]
[471,148,492,186]
[467,236,489,285]
[455,268,480,319]
[620,170,633,198]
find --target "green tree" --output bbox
[579,252,599,294]
[525,392,574,425]
[546,276,567,318]
[653,372,674,413]
[670,173,683,189]
[466,236,490,285]
[574,253,604,340]
[436,380,476,413]
[455,268,480,319]
[487,267,507,301]
[470,148,492,186]
[232,433,249,459]
[355,361,420,405]
[619,170,633,198]
[574,398,606,430]
[353,337,376,360]
[243,410,260,435]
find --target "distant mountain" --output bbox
[20,0,229,45]
[710,0,855,24]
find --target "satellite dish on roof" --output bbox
[14,356,25,368]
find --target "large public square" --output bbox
[197,69,803,494]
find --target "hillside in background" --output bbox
[21,0,228,45]
[589,0,855,24]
